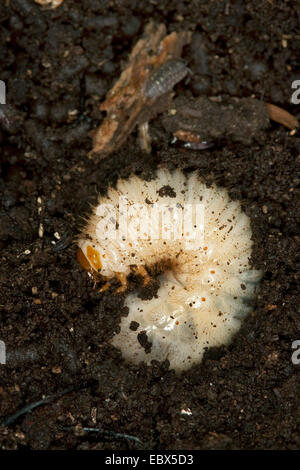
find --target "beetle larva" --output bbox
[77,169,262,372]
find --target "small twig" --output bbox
[0,381,95,428]
[61,425,144,448]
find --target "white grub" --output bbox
[77,169,262,372]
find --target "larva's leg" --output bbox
[115,273,128,294]
[99,281,111,293]
[132,266,152,286]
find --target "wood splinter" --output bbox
[115,273,128,294]
[266,103,299,131]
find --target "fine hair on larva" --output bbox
[77,168,262,372]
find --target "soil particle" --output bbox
[137,331,152,355]
[129,321,139,332]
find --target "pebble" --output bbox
[9,15,24,32]
[51,365,62,374]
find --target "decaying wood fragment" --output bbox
[162,97,299,146]
[266,103,299,130]
[162,96,271,146]
[89,22,192,159]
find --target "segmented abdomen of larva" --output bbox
[77,168,262,372]
[143,59,189,98]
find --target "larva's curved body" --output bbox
[78,169,261,372]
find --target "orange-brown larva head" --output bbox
[77,247,91,272]
[77,246,102,277]
[86,245,102,271]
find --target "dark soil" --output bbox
[0,0,299,450]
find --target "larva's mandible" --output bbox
[77,169,261,372]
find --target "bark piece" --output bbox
[90,22,192,159]
[162,96,271,145]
